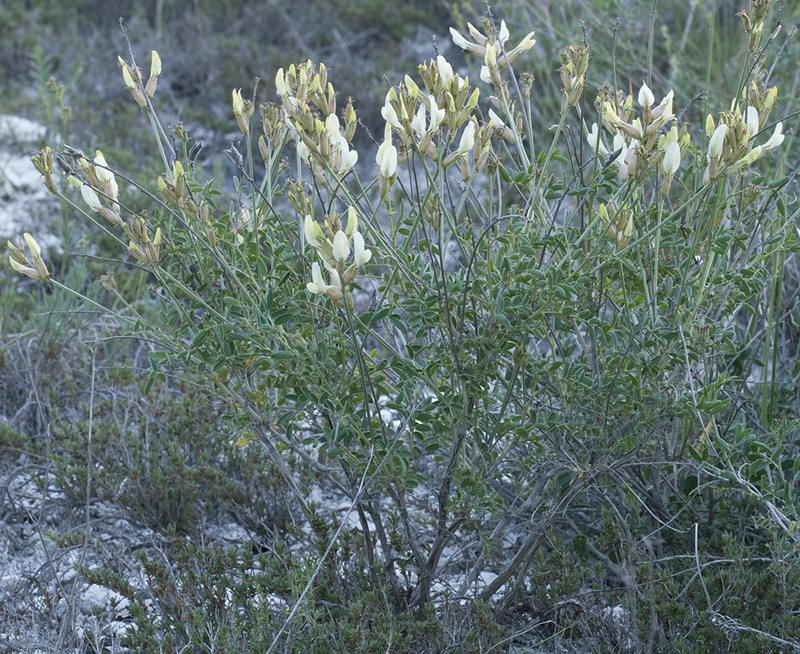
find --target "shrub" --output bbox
[51,383,293,538]
[9,0,800,649]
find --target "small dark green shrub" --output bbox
[52,383,293,538]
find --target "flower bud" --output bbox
[705,114,715,138]
[304,215,324,248]
[146,50,162,98]
[344,207,358,237]
[258,135,269,161]
[638,81,654,108]
[232,89,249,135]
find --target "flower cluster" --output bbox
[304,207,371,303]
[703,84,783,183]
[118,51,161,110]
[558,45,589,110]
[257,103,285,161]
[274,61,358,187]
[7,233,49,282]
[377,53,496,191]
[449,20,536,88]
[31,147,57,195]
[125,213,163,267]
[156,159,187,207]
[597,203,632,251]
[70,150,123,226]
[588,82,688,189]
[739,0,772,53]
[67,148,166,267]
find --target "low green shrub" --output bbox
[51,381,293,538]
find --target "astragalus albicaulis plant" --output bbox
[11,0,800,646]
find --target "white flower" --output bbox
[488,109,505,128]
[455,120,476,157]
[340,148,358,175]
[93,151,114,185]
[449,27,475,52]
[705,114,716,138]
[738,146,762,168]
[306,262,329,295]
[325,114,341,142]
[327,269,343,298]
[587,123,608,156]
[662,141,681,176]
[304,215,323,248]
[762,122,784,151]
[746,106,760,138]
[437,55,454,87]
[709,124,728,158]
[657,90,674,113]
[80,184,103,212]
[332,230,349,263]
[149,51,161,78]
[484,42,498,70]
[345,207,359,236]
[612,138,631,180]
[498,20,509,45]
[232,88,244,117]
[335,135,358,175]
[411,104,427,138]
[638,82,654,108]
[429,96,445,131]
[631,117,643,139]
[376,138,398,178]
[297,141,311,162]
[381,101,403,130]
[404,75,420,99]
[467,22,489,46]
[105,176,119,203]
[8,233,49,281]
[352,232,372,267]
[504,30,536,61]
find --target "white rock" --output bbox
[80,583,125,614]
[0,115,59,240]
[110,620,132,639]
[0,155,58,239]
[207,521,251,544]
[0,115,47,144]
[60,567,78,583]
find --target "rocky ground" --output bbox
[0,450,625,653]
